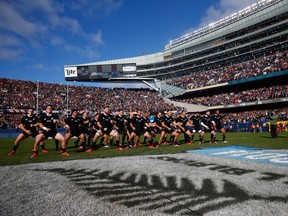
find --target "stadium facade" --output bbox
[64,0,288,112]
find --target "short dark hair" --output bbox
[71,109,78,113]
[46,105,53,109]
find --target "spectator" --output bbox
[269,111,278,138]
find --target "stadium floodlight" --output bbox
[208,22,214,27]
[251,3,258,8]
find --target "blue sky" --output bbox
[0,0,260,85]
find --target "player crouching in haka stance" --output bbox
[125,111,136,148]
[143,111,156,148]
[173,110,193,145]
[64,109,86,150]
[74,111,91,147]
[201,111,217,144]
[190,112,205,144]
[156,110,176,147]
[89,113,105,148]
[87,107,116,152]
[113,109,127,150]
[31,105,69,158]
[128,110,155,148]
[152,111,163,136]
[8,108,40,155]
[212,109,228,143]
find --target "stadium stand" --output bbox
[176,85,288,107]
[0,78,180,128]
[1,0,288,128]
[165,51,288,89]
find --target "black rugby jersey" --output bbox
[81,117,90,129]
[201,115,213,128]
[162,115,174,128]
[114,115,126,131]
[91,118,100,130]
[133,116,145,131]
[20,115,39,132]
[143,116,151,128]
[175,115,188,127]
[126,116,134,131]
[65,116,83,132]
[98,113,113,129]
[191,115,201,129]
[153,115,162,128]
[40,113,59,132]
[212,114,222,127]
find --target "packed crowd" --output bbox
[0,114,20,129]
[0,78,179,128]
[221,108,288,124]
[166,51,288,89]
[0,78,177,113]
[178,85,288,106]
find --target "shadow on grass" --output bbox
[261,135,287,139]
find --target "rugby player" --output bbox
[129,110,154,148]
[64,109,86,150]
[156,110,175,147]
[31,105,69,158]
[88,107,116,151]
[113,109,127,150]
[212,110,228,143]
[190,112,204,144]
[143,111,155,148]
[201,111,217,144]
[153,111,163,138]
[126,111,136,148]
[173,110,193,145]
[74,112,91,146]
[88,113,104,150]
[8,108,40,155]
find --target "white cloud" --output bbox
[0,0,121,61]
[62,44,100,60]
[71,0,123,17]
[0,47,25,61]
[83,47,101,59]
[0,35,22,47]
[0,1,46,41]
[32,63,45,70]
[90,30,104,45]
[17,0,63,14]
[50,36,65,46]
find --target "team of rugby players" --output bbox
[8,105,227,158]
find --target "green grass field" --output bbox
[1,132,287,166]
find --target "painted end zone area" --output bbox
[187,146,288,166]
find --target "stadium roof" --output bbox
[166,0,282,49]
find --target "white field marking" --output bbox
[270,157,288,163]
[213,150,265,156]
[245,153,288,160]
[213,150,288,164]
